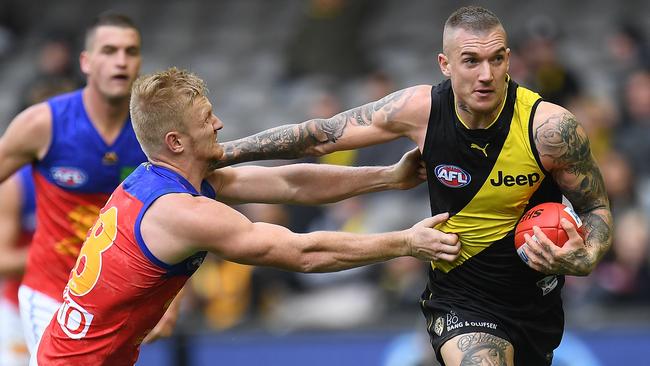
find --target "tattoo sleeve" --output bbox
[534,112,613,274]
[211,88,416,168]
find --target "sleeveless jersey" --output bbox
[36,163,213,365]
[422,78,563,314]
[22,89,147,301]
[2,166,36,307]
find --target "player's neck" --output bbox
[149,155,210,193]
[454,98,504,130]
[455,109,497,129]
[82,86,130,144]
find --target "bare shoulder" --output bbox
[3,102,53,157]
[140,192,229,261]
[145,193,212,234]
[0,102,53,180]
[13,102,52,132]
[531,101,591,171]
[532,101,572,126]
[146,192,248,240]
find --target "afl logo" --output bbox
[435,164,471,188]
[51,167,88,188]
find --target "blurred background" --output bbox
[0,0,649,365]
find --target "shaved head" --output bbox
[443,6,505,54]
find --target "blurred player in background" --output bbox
[215,6,612,365]
[0,12,180,353]
[34,67,460,365]
[0,166,35,366]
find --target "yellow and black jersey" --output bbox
[422,77,563,311]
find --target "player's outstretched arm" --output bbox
[0,103,52,183]
[529,103,613,276]
[212,86,432,168]
[142,195,460,273]
[210,148,426,205]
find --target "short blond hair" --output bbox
[130,67,208,157]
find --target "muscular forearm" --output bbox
[214,120,330,168]
[296,230,409,273]
[580,207,613,272]
[283,164,399,205]
[213,88,422,169]
[556,207,613,276]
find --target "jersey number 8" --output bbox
[67,207,118,296]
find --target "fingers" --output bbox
[417,162,427,180]
[409,213,461,262]
[417,212,450,228]
[560,218,583,241]
[436,252,460,262]
[522,227,558,273]
[429,239,461,262]
[416,213,459,246]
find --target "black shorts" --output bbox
[420,285,563,366]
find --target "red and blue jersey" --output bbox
[22,89,147,300]
[2,165,36,307]
[37,163,213,365]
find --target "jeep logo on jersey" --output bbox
[490,171,540,187]
[51,167,88,188]
[435,165,471,188]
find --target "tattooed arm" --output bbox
[212,85,432,168]
[526,102,613,276]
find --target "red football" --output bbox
[514,202,583,263]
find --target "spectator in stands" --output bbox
[17,33,81,111]
[519,15,582,105]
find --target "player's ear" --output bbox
[438,53,451,77]
[165,131,184,154]
[80,51,91,76]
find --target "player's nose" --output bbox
[212,115,223,132]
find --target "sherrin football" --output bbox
[514,202,583,263]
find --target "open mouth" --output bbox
[111,74,129,82]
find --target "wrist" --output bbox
[380,165,400,190]
[398,229,413,257]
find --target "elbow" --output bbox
[301,119,340,157]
